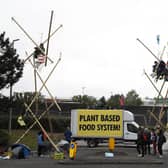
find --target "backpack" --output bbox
[143,133,147,141]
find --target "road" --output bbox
[0,143,168,168]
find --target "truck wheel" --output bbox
[87,139,98,148]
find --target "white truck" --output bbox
[71,109,139,147]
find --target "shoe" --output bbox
[159,155,163,158]
[137,154,142,157]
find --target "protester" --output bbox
[37,131,51,157]
[64,126,72,143]
[56,127,72,157]
[150,128,157,155]
[156,126,166,158]
[144,128,151,155]
[156,60,166,81]
[57,139,70,156]
[136,126,145,157]
[151,61,158,78]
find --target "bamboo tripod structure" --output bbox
[144,71,168,128]
[12,11,63,152]
[137,38,168,128]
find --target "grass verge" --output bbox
[10,129,64,150]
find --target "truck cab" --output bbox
[123,121,139,141]
[123,110,139,141]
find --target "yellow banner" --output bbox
[77,110,123,137]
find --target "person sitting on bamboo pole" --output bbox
[33,43,46,68]
[156,60,166,81]
[164,61,168,81]
[151,61,158,78]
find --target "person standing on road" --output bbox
[156,126,166,158]
[144,128,151,155]
[64,126,72,143]
[37,131,47,157]
[136,126,145,157]
[151,128,157,155]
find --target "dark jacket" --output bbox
[64,129,72,143]
[158,130,166,145]
[137,128,145,144]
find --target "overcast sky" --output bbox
[1,0,168,99]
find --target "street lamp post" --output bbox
[9,83,13,135]
[10,39,20,47]
[8,39,20,135]
[82,87,86,96]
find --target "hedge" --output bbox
[0,130,10,146]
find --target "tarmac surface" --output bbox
[0,142,168,168]
[59,145,165,165]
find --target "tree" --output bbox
[82,95,97,108]
[72,95,82,103]
[0,94,10,113]
[97,96,106,109]
[0,32,24,90]
[125,90,142,106]
[72,95,97,108]
[12,91,45,115]
[107,94,121,108]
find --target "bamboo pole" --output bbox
[158,89,168,122]
[160,45,166,60]
[24,103,60,152]
[27,53,62,111]
[45,100,53,136]
[33,55,38,115]
[144,70,166,128]
[151,80,165,111]
[23,24,63,63]
[150,111,165,128]
[144,70,164,98]
[142,73,165,126]
[11,17,53,63]
[15,102,55,144]
[45,10,54,66]
[25,53,62,113]
[150,80,165,126]
[137,38,160,61]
